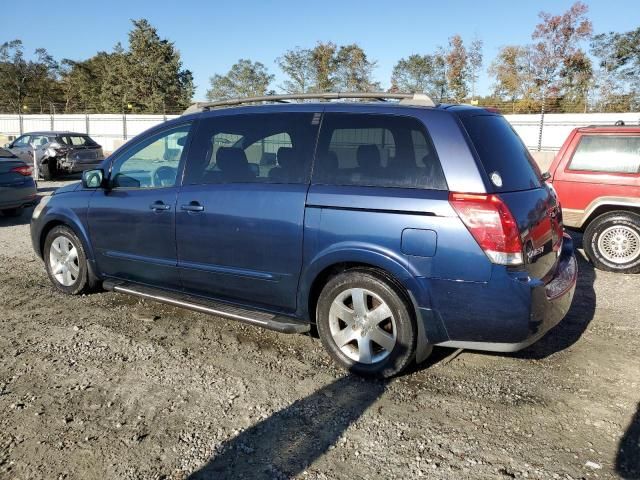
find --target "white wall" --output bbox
[1,111,639,154]
[0,114,179,153]
[505,112,640,152]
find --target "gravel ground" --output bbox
[0,180,638,480]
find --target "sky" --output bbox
[3,0,638,100]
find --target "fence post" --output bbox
[50,113,54,131]
[122,114,127,140]
[32,144,39,181]
[537,112,544,152]
[19,114,23,135]
[85,114,90,135]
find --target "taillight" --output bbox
[11,165,33,177]
[449,192,523,266]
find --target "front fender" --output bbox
[31,201,96,270]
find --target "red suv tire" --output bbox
[583,211,640,274]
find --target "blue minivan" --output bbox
[30,93,577,377]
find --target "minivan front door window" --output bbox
[110,125,191,189]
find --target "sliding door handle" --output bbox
[181,202,204,212]
[149,202,171,211]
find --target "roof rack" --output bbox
[584,122,639,128]
[182,92,437,115]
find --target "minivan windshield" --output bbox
[461,114,542,192]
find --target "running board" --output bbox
[103,280,310,334]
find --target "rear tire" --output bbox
[316,269,417,378]
[44,225,99,295]
[41,160,57,181]
[583,211,640,274]
[1,207,24,217]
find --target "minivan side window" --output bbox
[110,124,191,189]
[184,113,320,185]
[568,135,640,174]
[312,113,447,190]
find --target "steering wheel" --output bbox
[152,166,178,187]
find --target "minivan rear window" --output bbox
[461,115,542,192]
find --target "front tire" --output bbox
[316,269,417,378]
[44,225,97,294]
[583,211,640,274]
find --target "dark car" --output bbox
[0,148,37,217]
[548,125,640,273]
[30,93,577,378]
[5,131,104,180]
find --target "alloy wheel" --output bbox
[49,235,80,287]
[328,287,397,364]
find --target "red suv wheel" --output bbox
[584,211,640,274]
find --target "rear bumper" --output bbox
[430,235,578,352]
[0,179,38,210]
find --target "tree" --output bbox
[310,42,338,92]
[100,44,132,112]
[531,2,592,114]
[591,27,640,110]
[489,45,537,112]
[390,52,448,99]
[59,53,110,113]
[0,40,33,112]
[207,59,274,100]
[334,44,379,92]
[559,50,593,112]
[468,37,483,100]
[391,54,435,93]
[28,48,60,113]
[125,19,194,112]
[276,47,314,94]
[431,48,448,101]
[592,27,640,86]
[0,40,61,113]
[445,35,468,102]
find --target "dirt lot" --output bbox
[0,180,638,480]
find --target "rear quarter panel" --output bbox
[298,186,492,318]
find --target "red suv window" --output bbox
[569,135,640,174]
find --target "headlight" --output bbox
[32,195,51,220]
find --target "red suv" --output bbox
[548,125,640,273]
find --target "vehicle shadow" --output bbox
[187,375,387,479]
[509,231,597,360]
[617,403,640,479]
[0,206,35,227]
[36,186,59,193]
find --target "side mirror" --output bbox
[82,169,105,189]
[541,171,551,182]
[4,143,12,149]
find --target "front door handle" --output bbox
[150,201,171,212]
[181,202,204,212]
